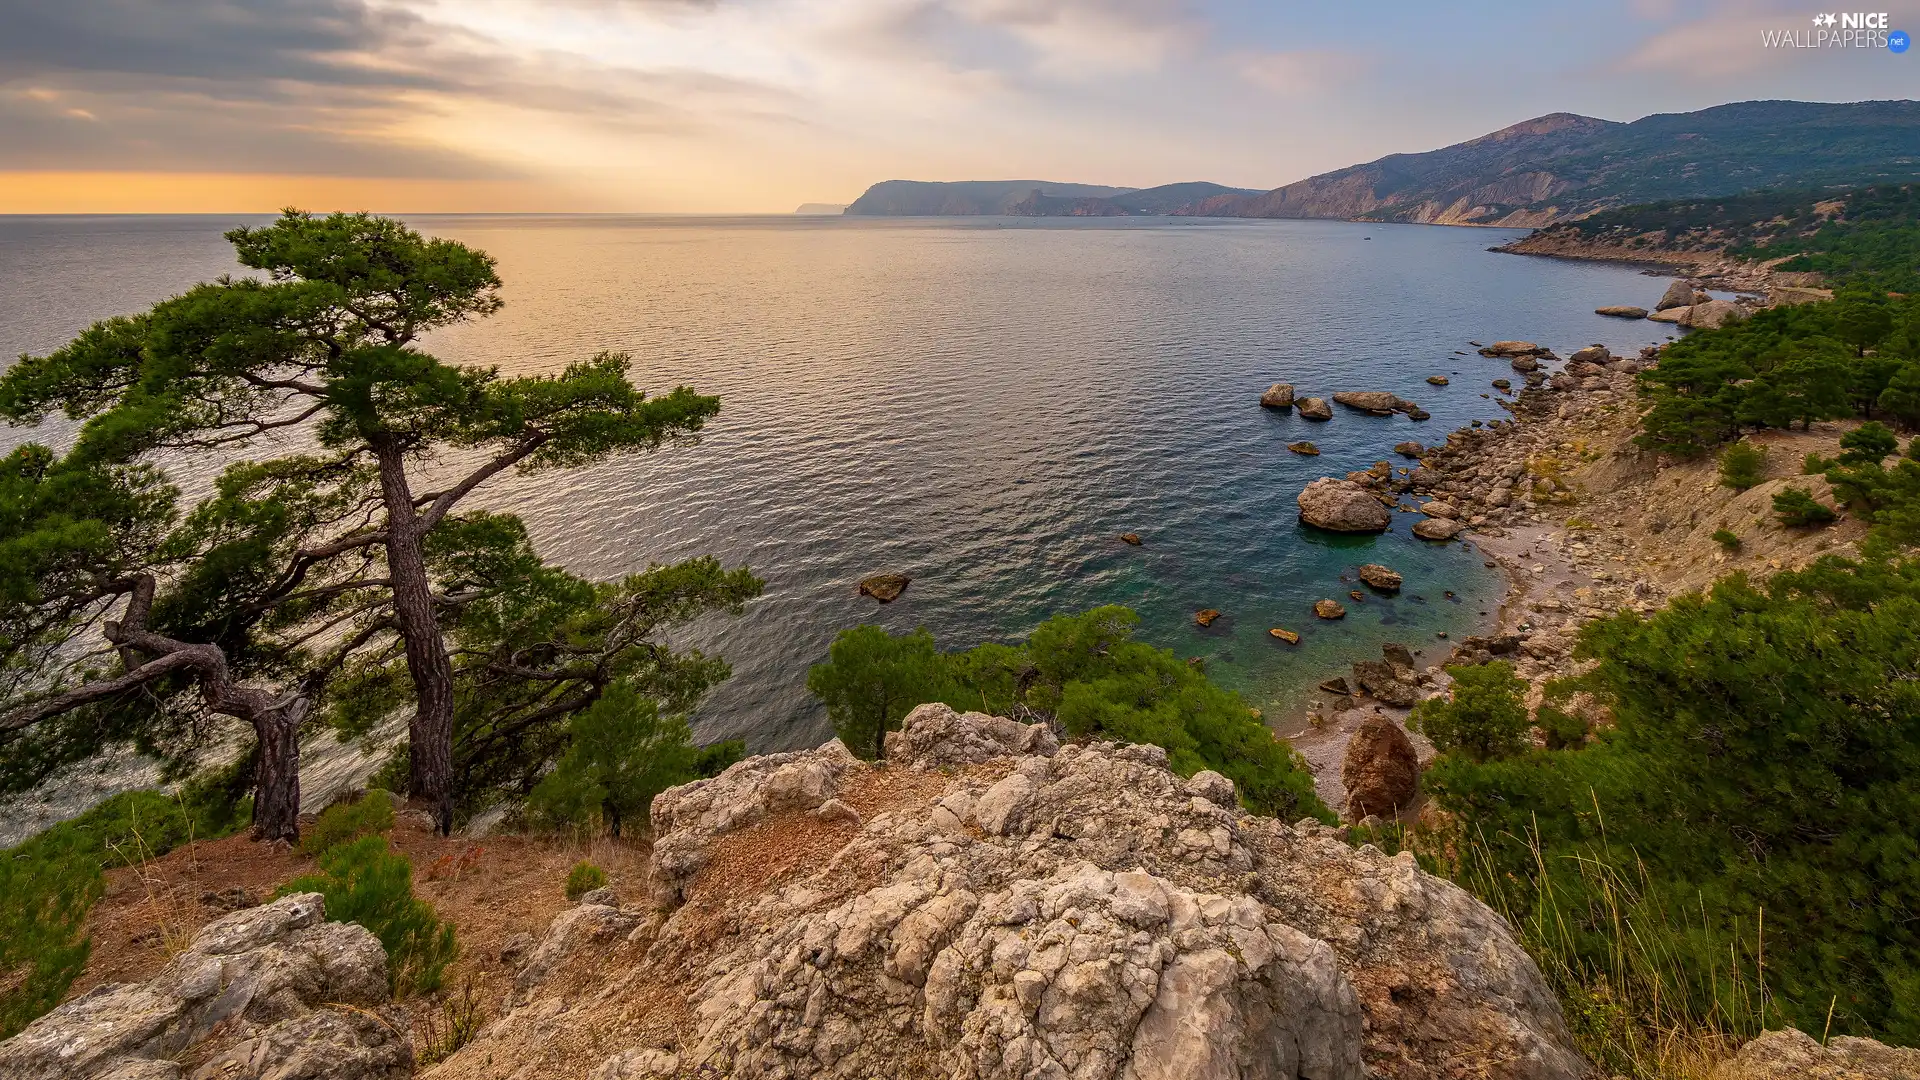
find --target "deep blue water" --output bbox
[0,214,1678,752]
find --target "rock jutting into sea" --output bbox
[1297,396,1333,421]
[859,573,912,602]
[1260,383,1296,408]
[1297,477,1392,532]
[1357,564,1403,591]
[1289,441,1321,455]
[1595,305,1648,319]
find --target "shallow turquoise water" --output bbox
[0,214,1677,751]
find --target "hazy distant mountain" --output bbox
[794,203,847,215]
[845,180,1138,216]
[1184,100,1920,227]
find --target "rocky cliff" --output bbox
[430,703,1588,1079]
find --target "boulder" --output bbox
[1655,279,1697,311]
[1350,660,1418,708]
[1318,676,1352,695]
[1195,608,1222,627]
[1426,375,1449,385]
[1712,1028,1920,1080]
[1288,441,1320,455]
[0,893,410,1080]
[1357,564,1403,591]
[1260,383,1295,409]
[1120,533,1142,545]
[858,573,911,603]
[1413,517,1466,540]
[1564,360,1604,378]
[1681,299,1749,329]
[1595,305,1647,319]
[1393,441,1424,458]
[1341,714,1421,818]
[1269,627,1300,644]
[465,710,1588,1080]
[1419,501,1458,519]
[1567,345,1610,365]
[1492,378,1511,390]
[1297,396,1333,421]
[1332,391,1401,415]
[1314,598,1347,619]
[1403,406,1431,421]
[1478,341,1545,357]
[1509,355,1540,373]
[1297,478,1392,533]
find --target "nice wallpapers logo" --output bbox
[1762,12,1909,50]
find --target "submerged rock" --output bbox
[1413,517,1466,540]
[1120,533,1143,545]
[1393,441,1424,458]
[1479,341,1545,357]
[1297,478,1392,533]
[1595,305,1647,319]
[1342,714,1421,818]
[859,573,911,602]
[1260,383,1296,409]
[1195,608,1222,627]
[1297,396,1333,421]
[1426,375,1449,385]
[1269,627,1301,644]
[1358,564,1403,591]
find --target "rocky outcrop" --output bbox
[1712,1028,1920,1080]
[1595,306,1647,319]
[1261,383,1296,409]
[1648,298,1748,329]
[1297,478,1392,533]
[0,893,410,1080]
[1331,391,1402,415]
[1341,715,1421,817]
[1655,279,1697,310]
[458,704,1588,1080]
[1297,397,1333,421]
[1480,341,1547,358]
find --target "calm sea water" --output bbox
[0,214,1675,754]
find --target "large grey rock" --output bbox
[1331,391,1404,415]
[1712,1028,1920,1080]
[1413,517,1466,540]
[459,713,1589,1080]
[1655,279,1697,310]
[1297,478,1392,533]
[885,701,1058,768]
[0,894,408,1080]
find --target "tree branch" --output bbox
[418,433,549,530]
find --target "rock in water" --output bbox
[1269,627,1300,644]
[1342,714,1421,818]
[1684,299,1749,329]
[1260,383,1295,409]
[1393,441,1424,458]
[1655,279,1697,311]
[1479,341,1544,357]
[0,893,411,1080]
[1713,1028,1920,1080]
[1351,659,1417,707]
[1195,608,1222,627]
[859,573,911,602]
[1358,564,1403,591]
[463,704,1586,1080]
[1297,478,1392,532]
[1314,598,1348,619]
[1413,517,1466,540]
[1120,533,1142,545]
[1426,375,1449,385]
[1288,441,1321,455]
[1318,676,1352,694]
[1332,390,1402,415]
[1568,345,1610,365]
[1595,305,1648,319]
[1509,355,1540,373]
[1297,396,1333,421]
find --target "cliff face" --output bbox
[432,704,1588,1080]
[1189,100,1920,226]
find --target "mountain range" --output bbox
[844,99,1920,226]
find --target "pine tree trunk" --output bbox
[375,440,458,833]
[250,698,306,844]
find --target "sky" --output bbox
[0,0,1913,213]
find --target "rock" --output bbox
[1120,533,1142,545]
[1479,341,1545,357]
[1650,298,1747,329]
[1350,660,1417,707]
[1297,396,1333,421]
[1426,375,1449,385]
[1348,590,1366,601]
[1314,598,1347,619]
[1595,305,1647,319]
[1381,643,1416,674]
[858,573,911,603]
[1393,441,1424,458]
[1568,345,1610,365]
[1509,355,1540,373]
[1404,407,1431,421]
[1269,627,1300,644]
[0,893,409,1080]
[1341,715,1421,818]
[1260,383,1295,409]
[1318,676,1351,695]
[1195,608,1222,627]
[471,711,1587,1080]
[1413,517,1466,540]
[884,702,1058,769]
[1713,1028,1920,1080]
[1655,279,1697,311]
[499,932,535,967]
[1357,564,1402,591]
[1419,501,1458,519]
[1564,360,1604,378]
[1331,390,1403,414]
[1288,441,1321,455]
[580,886,620,908]
[1297,478,1392,533]
[1492,378,1511,390]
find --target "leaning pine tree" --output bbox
[0,210,757,839]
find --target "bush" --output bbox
[806,625,948,759]
[300,789,395,857]
[1772,487,1837,526]
[1410,661,1531,763]
[526,684,704,837]
[1534,703,1588,750]
[1717,441,1767,490]
[280,836,457,996]
[1804,452,1836,474]
[1839,421,1898,465]
[564,861,608,901]
[1711,528,1742,551]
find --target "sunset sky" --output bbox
[0,0,1913,214]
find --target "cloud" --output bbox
[1232,48,1366,96]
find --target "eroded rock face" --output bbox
[465,705,1589,1080]
[1712,1028,1920,1080]
[0,893,410,1080]
[1297,478,1392,533]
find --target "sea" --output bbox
[0,213,1677,828]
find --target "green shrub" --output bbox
[1804,452,1836,474]
[1410,661,1531,763]
[1839,421,1898,465]
[806,625,949,759]
[1772,487,1837,527]
[1717,441,1767,490]
[1534,703,1588,751]
[300,789,395,857]
[564,861,608,901]
[1711,528,1742,551]
[280,836,457,996]
[526,686,701,837]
